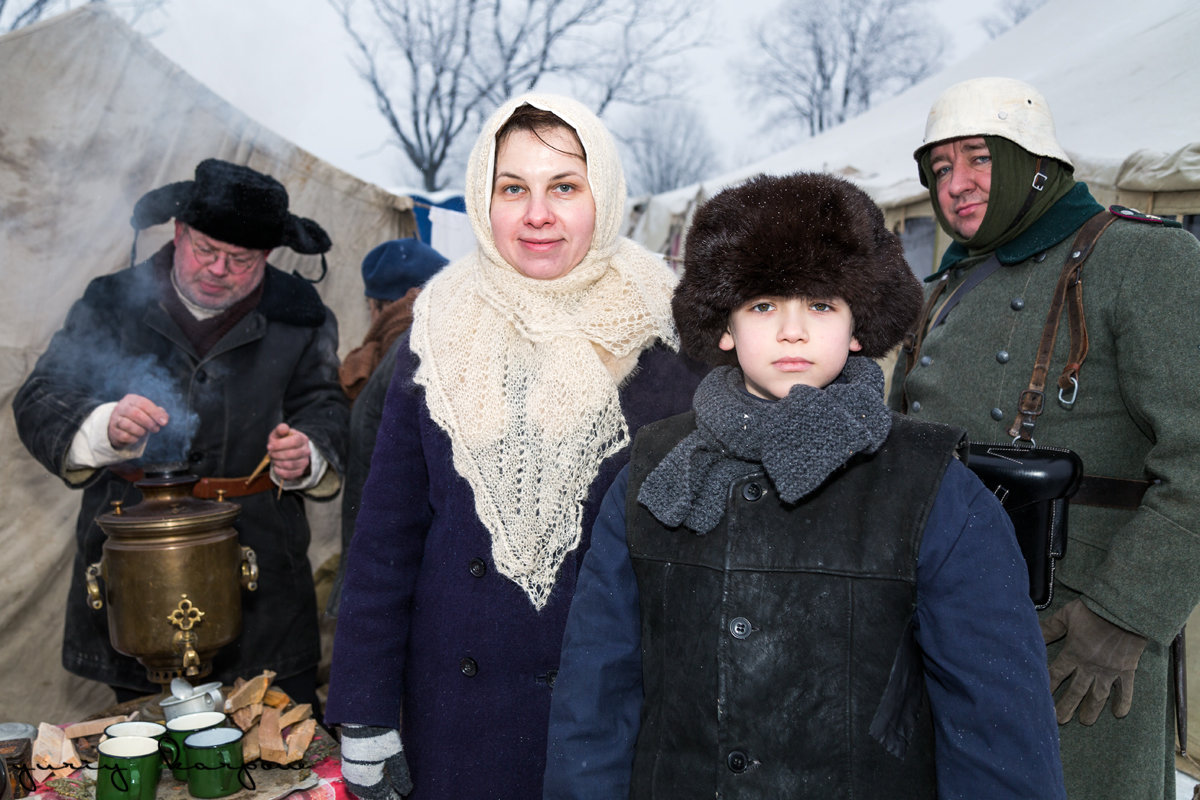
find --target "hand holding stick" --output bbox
[245,454,271,486]
[266,423,312,499]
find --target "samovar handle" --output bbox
[84,562,104,610]
[240,546,259,592]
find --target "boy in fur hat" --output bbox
[543,173,1065,800]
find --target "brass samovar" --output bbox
[85,465,259,686]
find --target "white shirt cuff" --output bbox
[271,440,328,491]
[66,402,148,469]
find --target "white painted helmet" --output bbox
[914,77,1072,167]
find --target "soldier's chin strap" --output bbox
[998,157,1048,242]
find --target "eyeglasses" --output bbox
[184,227,263,274]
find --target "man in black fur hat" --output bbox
[13,159,348,708]
[544,172,1065,799]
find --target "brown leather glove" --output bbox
[1041,598,1147,725]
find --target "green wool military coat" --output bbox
[890,200,1200,800]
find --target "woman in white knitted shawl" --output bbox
[326,93,707,799]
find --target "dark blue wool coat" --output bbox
[326,334,705,799]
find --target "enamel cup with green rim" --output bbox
[103,721,166,742]
[183,727,252,799]
[96,736,162,800]
[160,711,227,780]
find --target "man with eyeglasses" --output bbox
[13,159,349,709]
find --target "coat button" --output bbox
[460,657,478,677]
[469,558,487,578]
[1010,297,1025,311]
[195,370,207,383]
[996,350,1010,364]
[1034,251,1048,263]
[910,401,921,413]
[991,407,1005,421]
[918,355,932,367]
[742,482,763,501]
[727,750,749,773]
[729,617,753,639]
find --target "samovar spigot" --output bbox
[168,594,206,676]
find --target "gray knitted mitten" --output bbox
[340,724,413,800]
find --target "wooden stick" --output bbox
[246,453,271,485]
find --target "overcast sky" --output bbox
[144,0,1002,194]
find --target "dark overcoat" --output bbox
[891,190,1200,800]
[325,336,705,800]
[13,245,349,691]
[327,337,400,618]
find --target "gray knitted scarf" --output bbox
[638,357,893,534]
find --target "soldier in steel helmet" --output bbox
[893,77,1200,799]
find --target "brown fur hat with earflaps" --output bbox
[673,171,923,365]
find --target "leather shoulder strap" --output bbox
[900,277,948,379]
[900,255,1002,412]
[1008,210,1118,443]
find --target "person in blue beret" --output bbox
[339,238,449,401]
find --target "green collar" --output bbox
[927,183,1105,280]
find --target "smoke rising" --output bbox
[39,264,210,465]
[122,353,203,465]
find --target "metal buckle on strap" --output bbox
[1017,389,1046,416]
[1032,171,1048,191]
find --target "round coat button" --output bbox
[742,483,763,501]
[727,750,749,773]
[910,401,921,412]
[729,617,752,639]
[469,558,487,578]
[918,355,932,367]
[996,350,1010,364]
[1010,298,1025,311]
[991,408,1005,421]
[460,657,478,677]
[195,370,207,383]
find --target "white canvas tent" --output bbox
[0,5,417,722]
[626,0,1200,272]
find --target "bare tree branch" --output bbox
[982,0,1047,39]
[329,0,706,190]
[3,0,167,32]
[619,103,720,196]
[4,0,59,31]
[743,0,945,142]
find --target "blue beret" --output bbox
[361,238,449,301]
